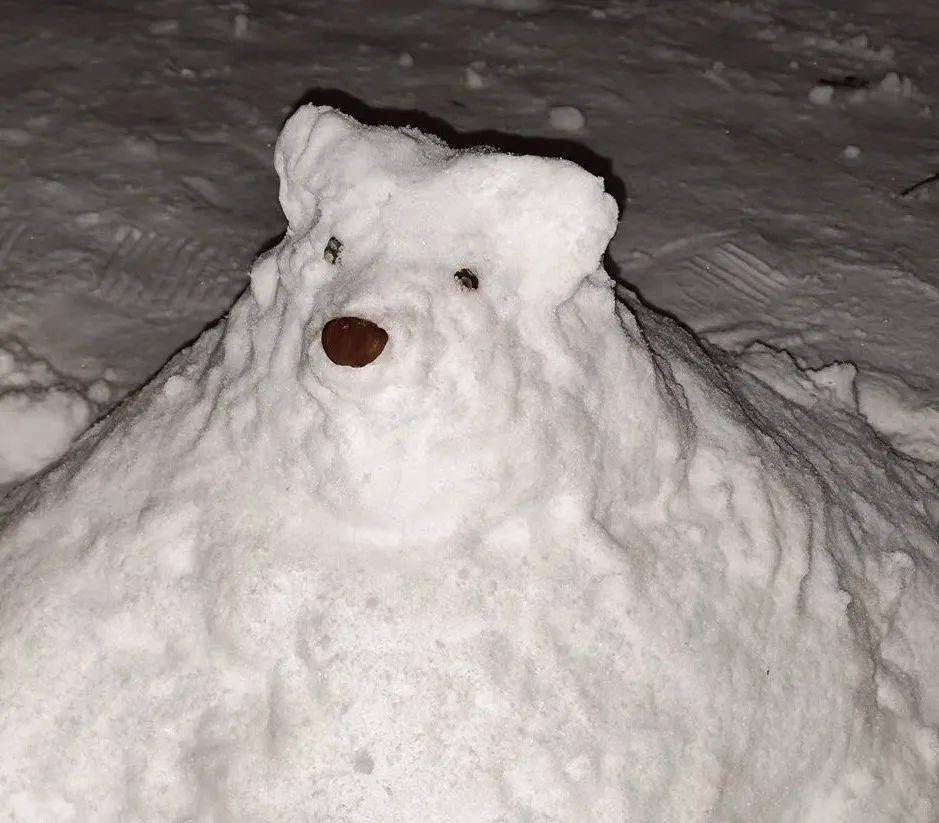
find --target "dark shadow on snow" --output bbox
[254,228,286,259]
[282,88,628,216]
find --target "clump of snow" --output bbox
[808,84,834,105]
[738,343,939,467]
[148,19,179,36]
[86,377,114,405]
[1,107,937,822]
[839,72,925,106]
[846,32,869,51]
[549,104,586,131]
[876,71,920,100]
[0,128,32,148]
[737,343,859,411]
[808,72,924,107]
[0,339,96,486]
[801,31,894,62]
[397,52,414,68]
[233,13,249,39]
[837,32,893,60]
[843,144,861,159]
[856,370,939,465]
[464,64,486,89]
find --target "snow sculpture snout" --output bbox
[321,316,388,367]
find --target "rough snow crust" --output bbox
[1,107,937,821]
[0,340,100,487]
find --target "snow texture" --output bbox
[548,106,587,132]
[0,340,99,487]
[1,108,937,822]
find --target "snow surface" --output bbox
[1,107,937,822]
[0,339,109,488]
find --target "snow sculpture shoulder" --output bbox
[0,106,936,822]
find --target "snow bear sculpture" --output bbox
[0,106,937,821]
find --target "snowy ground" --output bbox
[1,0,938,484]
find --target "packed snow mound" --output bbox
[1,106,938,822]
[856,370,939,467]
[0,339,99,487]
[737,343,939,470]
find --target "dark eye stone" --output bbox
[454,268,479,290]
[324,237,342,265]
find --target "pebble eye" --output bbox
[324,237,342,265]
[454,268,479,290]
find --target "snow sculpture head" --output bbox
[229,106,666,537]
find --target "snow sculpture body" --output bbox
[0,107,936,821]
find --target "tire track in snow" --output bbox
[622,232,796,323]
[92,226,252,317]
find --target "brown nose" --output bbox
[321,316,389,367]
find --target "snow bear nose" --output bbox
[321,316,389,367]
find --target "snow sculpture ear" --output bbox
[386,154,620,309]
[466,156,619,306]
[274,106,354,233]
